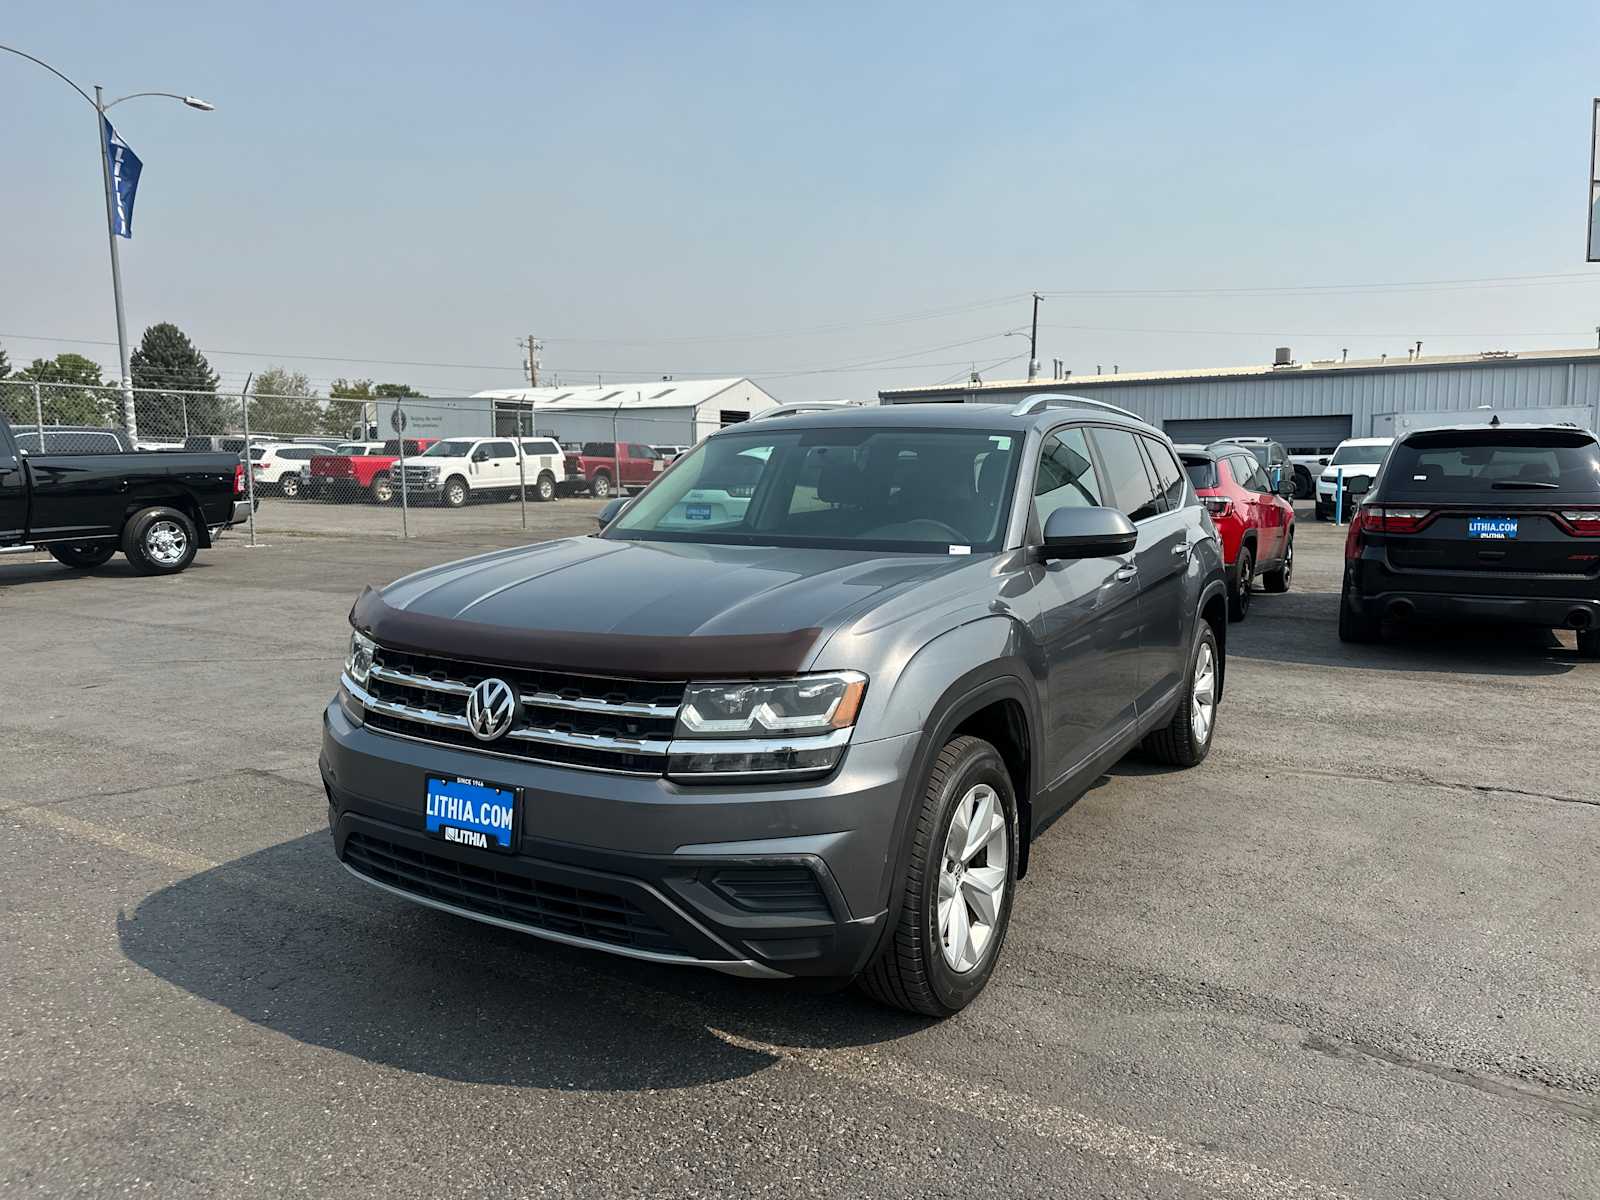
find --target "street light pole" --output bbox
[93,84,137,441]
[1,44,211,444]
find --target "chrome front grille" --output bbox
[356,646,684,775]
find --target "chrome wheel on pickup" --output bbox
[122,506,198,575]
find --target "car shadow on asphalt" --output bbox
[1234,589,1583,677]
[116,831,931,1092]
[0,559,216,587]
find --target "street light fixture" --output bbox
[0,44,213,441]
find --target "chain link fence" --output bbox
[1,380,708,547]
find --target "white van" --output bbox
[398,437,567,507]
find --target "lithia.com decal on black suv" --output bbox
[321,398,1228,1015]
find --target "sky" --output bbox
[4,0,1600,401]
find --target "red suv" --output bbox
[1178,446,1297,619]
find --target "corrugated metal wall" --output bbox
[883,360,1600,437]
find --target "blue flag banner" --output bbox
[102,116,143,239]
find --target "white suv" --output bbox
[251,442,336,498]
[398,437,567,507]
[1315,437,1394,520]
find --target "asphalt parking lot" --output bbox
[2,509,1597,1199]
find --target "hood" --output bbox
[357,536,975,677]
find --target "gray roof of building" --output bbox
[719,399,1156,436]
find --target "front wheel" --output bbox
[1141,620,1220,767]
[858,735,1017,1017]
[1261,533,1293,593]
[49,542,117,569]
[369,474,394,504]
[442,477,469,508]
[122,506,198,575]
[1228,547,1253,621]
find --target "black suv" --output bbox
[1339,422,1600,656]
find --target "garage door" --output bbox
[1162,415,1353,455]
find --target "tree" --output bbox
[247,366,323,435]
[2,353,115,426]
[321,378,425,437]
[130,322,232,439]
[0,344,10,379]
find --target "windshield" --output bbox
[608,427,1020,553]
[1330,442,1391,467]
[421,439,476,458]
[1386,430,1600,496]
[1180,456,1218,488]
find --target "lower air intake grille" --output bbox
[710,867,831,919]
[345,833,679,954]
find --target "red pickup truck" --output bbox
[560,441,666,499]
[307,438,435,503]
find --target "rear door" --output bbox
[628,443,662,486]
[1233,453,1281,561]
[0,420,26,543]
[1375,430,1600,579]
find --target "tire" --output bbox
[590,472,613,500]
[48,542,116,569]
[1315,505,1330,522]
[1141,619,1220,768]
[279,474,301,499]
[1577,628,1600,659]
[442,476,469,508]
[858,736,1018,1017]
[1294,467,1314,500]
[1338,584,1381,644]
[370,474,394,504]
[1262,532,1293,593]
[122,506,198,576]
[1228,547,1253,621]
[535,473,556,502]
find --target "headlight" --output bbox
[676,672,866,738]
[668,672,866,782]
[345,629,376,687]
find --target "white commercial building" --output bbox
[471,378,779,448]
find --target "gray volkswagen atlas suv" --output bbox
[322,398,1228,1014]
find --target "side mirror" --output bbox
[1039,506,1138,561]
[1277,476,1297,499]
[596,497,627,530]
[1317,457,1329,467]
[1347,476,1372,498]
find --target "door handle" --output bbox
[1114,564,1138,582]
[1171,543,1190,558]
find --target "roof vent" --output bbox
[1273,346,1293,367]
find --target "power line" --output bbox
[1037,270,1600,298]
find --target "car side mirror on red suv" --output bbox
[1038,506,1138,561]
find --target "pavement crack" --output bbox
[1301,1033,1600,1124]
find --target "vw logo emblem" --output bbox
[465,678,518,742]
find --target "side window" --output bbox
[1033,427,1103,526]
[1089,428,1162,522]
[1242,458,1272,493]
[629,443,658,459]
[485,440,515,459]
[1142,437,1186,510]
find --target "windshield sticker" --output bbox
[684,503,713,521]
[949,545,972,555]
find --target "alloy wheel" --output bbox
[145,520,188,566]
[937,783,1008,974]
[1190,640,1216,745]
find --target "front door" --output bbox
[1088,427,1190,715]
[0,427,26,543]
[1026,426,1143,808]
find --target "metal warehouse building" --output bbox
[879,347,1600,453]
[473,377,778,448]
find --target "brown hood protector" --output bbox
[349,586,822,680]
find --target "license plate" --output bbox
[424,775,518,852]
[1468,516,1518,540]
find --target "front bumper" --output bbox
[320,699,911,979]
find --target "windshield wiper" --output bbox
[1489,480,1559,490]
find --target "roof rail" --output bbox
[1010,393,1142,422]
[751,400,864,421]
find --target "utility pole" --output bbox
[518,335,542,386]
[1027,292,1042,381]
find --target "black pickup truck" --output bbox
[0,411,249,574]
